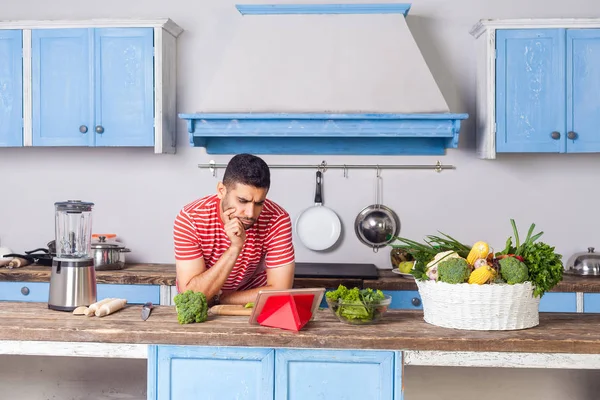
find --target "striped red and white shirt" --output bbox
[173,194,295,291]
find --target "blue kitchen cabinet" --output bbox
[275,349,397,400]
[32,27,154,147]
[148,346,401,400]
[495,29,566,153]
[148,345,275,400]
[495,28,600,154]
[383,290,422,310]
[566,29,600,153]
[94,28,154,147]
[583,293,600,313]
[0,281,159,305]
[0,30,23,147]
[538,292,577,312]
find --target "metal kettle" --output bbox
[565,247,600,276]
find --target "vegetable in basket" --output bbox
[387,218,563,297]
[438,257,470,284]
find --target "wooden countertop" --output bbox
[1,302,600,354]
[1,263,599,292]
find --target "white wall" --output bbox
[2,0,600,399]
[1,0,599,269]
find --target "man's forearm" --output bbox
[185,246,241,298]
[220,286,274,305]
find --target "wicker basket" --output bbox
[415,280,540,331]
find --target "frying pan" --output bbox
[295,171,342,251]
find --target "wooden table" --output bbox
[1,302,600,369]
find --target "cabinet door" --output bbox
[275,349,394,400]
[566,29,600,152]
[149,345,274,400]
[496,29,566,153]
[32,28,93,146]
[0,30,23,147]
[94,28,154,147]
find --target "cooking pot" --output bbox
[91,235,131,270]
[565,247,600,276]
[354,170,400,252]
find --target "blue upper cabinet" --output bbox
[33,28,153,147]
[94,28,154,147]
[0,19,182,152]
[472,22,600,158]
[0,30,23,147]
[495,29,566,153]
[566,29,600,153]
[32,29,93,146]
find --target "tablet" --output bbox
[248,287,326,325]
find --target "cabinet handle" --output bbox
[21,286,30,296]
[567,131,578,140]
[95,125,104,134]
[411,297,421,307]
[550,131,561,140]
[79,125,88,134]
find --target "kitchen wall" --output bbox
[1,0,600,268]
[2,0,600,399]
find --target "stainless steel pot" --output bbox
[354,171,400,252]
[91,236,131,271]
[565,247,600,276]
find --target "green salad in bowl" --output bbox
[325,285,392,325]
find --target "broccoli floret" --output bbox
[173,290,208,324]
[438,258,470,284]
[499,257,529,284]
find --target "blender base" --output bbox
[48,257,97,312]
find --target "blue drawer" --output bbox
[383,290,423,310]
[319,289,422,310]
[0,281,159,305]
[0,281,50,302]
[539,292,577,312]
[97,284,160,304]
[583,293,600,313]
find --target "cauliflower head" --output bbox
[438,257,470,284]
[499,257,529,284]
[173,290,208,324]
[426,250,461,270]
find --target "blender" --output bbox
[48,200,97,311]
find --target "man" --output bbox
[173,153,295,305]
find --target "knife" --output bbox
[141,302,153,321]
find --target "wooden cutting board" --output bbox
[209,305,253,316]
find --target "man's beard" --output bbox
[221,196,255,229]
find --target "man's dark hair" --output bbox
[222,153,271,190]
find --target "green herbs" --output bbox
[522,242,563,297]
[497,219,563,297]
[173,290,208,324]
[326,285,386,322]
[389,232,471,281]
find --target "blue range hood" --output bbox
[179,4,468,155]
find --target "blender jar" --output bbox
[55,200,94,259]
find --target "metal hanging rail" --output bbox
[199,159,455,177]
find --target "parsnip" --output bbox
[72,306,88,315]
[85,298,116,316]
[95,298,127,317]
